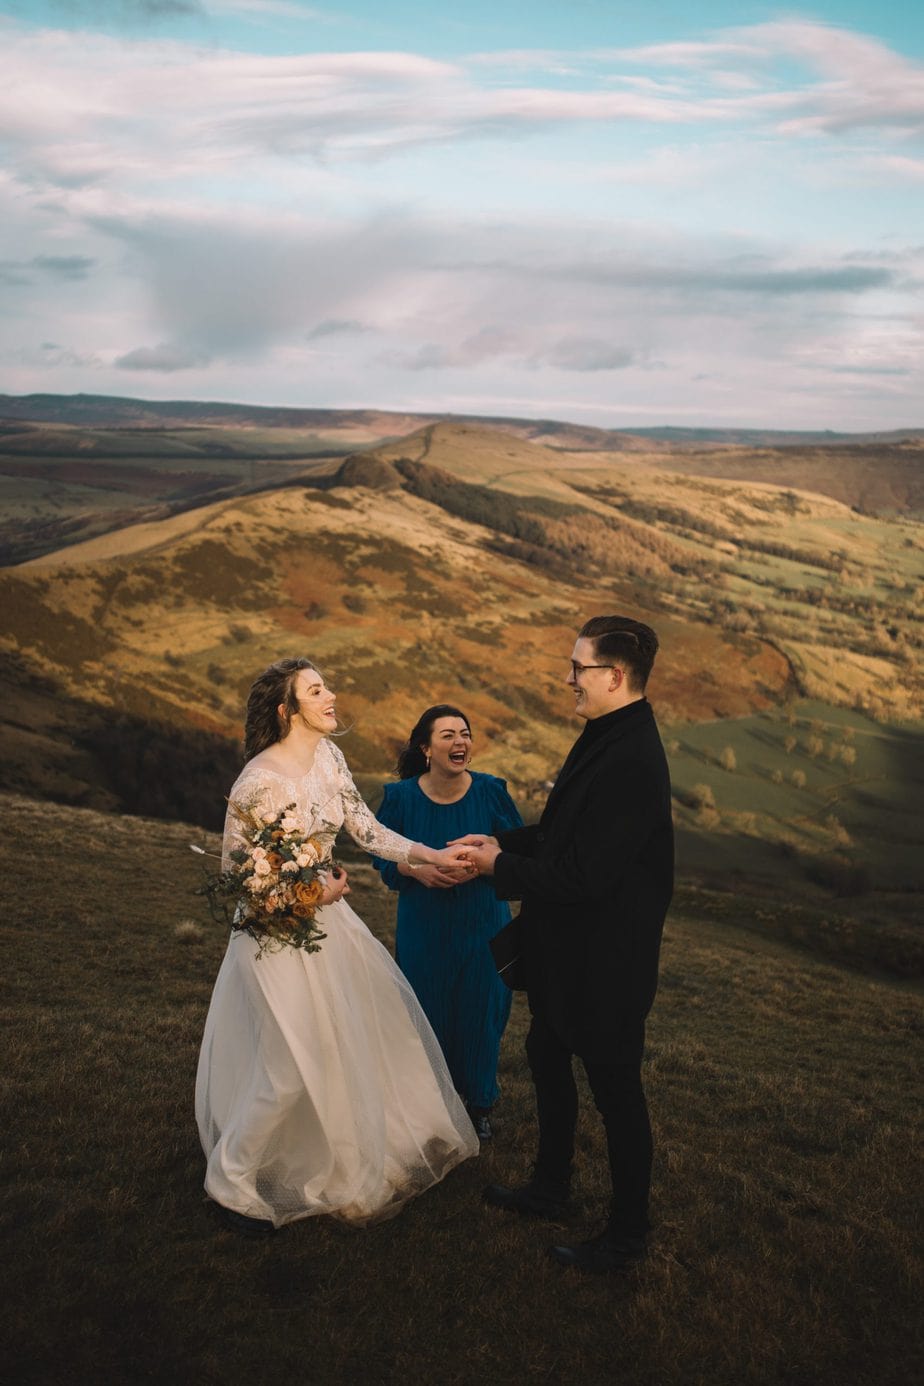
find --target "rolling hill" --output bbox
[0,404,920,939]
[2,394,922,566]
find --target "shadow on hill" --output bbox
[0,658,239,830]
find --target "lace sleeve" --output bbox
[327,742,415,863]
[221,771,279,870]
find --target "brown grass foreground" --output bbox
[2,792,921,1386]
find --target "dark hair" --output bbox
[243,658,320,762]
[578,615,659,692]
[395,705,471,779]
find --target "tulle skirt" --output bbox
[195,897,479,1228]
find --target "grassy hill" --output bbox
[1,790,920,1386]
[0,414,920,944]
[345,423,923,722]
[2,396,922,565]
[0,445,801,812]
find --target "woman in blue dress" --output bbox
[373,705,523,1142]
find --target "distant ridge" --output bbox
[1,392,922,448]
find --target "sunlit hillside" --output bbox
[1,415,921,932]
[355,422,923,721]
[2,398,922,565]
[0,451,795,817]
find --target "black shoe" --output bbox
[470,1113,493,1142]
[215,1205,276,1237]
[549,1229,647,1274]
[483,1176,570,1219]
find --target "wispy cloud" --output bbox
[0,254,96,284]
[3,17,923,196]
[209,0,332,17]
[115,341,209,370]
[1,12,921,427]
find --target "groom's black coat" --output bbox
[493,698,673,1062]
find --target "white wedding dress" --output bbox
[195,738,479,1228]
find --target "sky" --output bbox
[1,1,922,429]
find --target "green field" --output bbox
[661,701,923,975]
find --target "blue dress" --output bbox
[373,773,523,1110]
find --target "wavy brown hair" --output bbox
[243,658,321,763]
[395,705,471,779]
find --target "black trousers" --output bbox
[524,1009,652,1237]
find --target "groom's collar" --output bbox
[577,696,649,743]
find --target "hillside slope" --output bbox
[1,788,920,1386]
[2,400,922,566]
[0,458,797,824]
[338,423,922,721]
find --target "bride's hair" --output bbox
[395,705,471,779]
[243,657,320,762]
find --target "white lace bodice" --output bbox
[222,739,413,870]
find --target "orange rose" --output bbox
[293,879,323,909]
[266,852,284,870]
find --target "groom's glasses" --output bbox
[569,661,614,678]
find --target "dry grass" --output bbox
[1,791,921,1386]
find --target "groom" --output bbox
[456,615,673,1274]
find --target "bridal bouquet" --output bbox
[195,798,334,958]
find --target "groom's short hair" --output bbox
[579,615,659,692]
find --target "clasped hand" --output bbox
[402,862,473,890]
[448,833,501,877]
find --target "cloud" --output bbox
[76,201,914,381]
[87,208,441,358]
[5,341,103,368]
[33,255,96,280]
[0,254,96,285]
[540,338,637,372]
[209,1,331,16]
[438,244,899,300]
[305,318,369,340]
[381,326,522,372]
[0,262,31,287]
[1,16,921,428]
[4,18,922,200]
[827,364,910,376]
[619,21,924,138]
[6,1,204,21]
[563,260,897,296]
[859,154,924,182]
[115,341,209,370]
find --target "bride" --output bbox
[195,657,480,1234]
